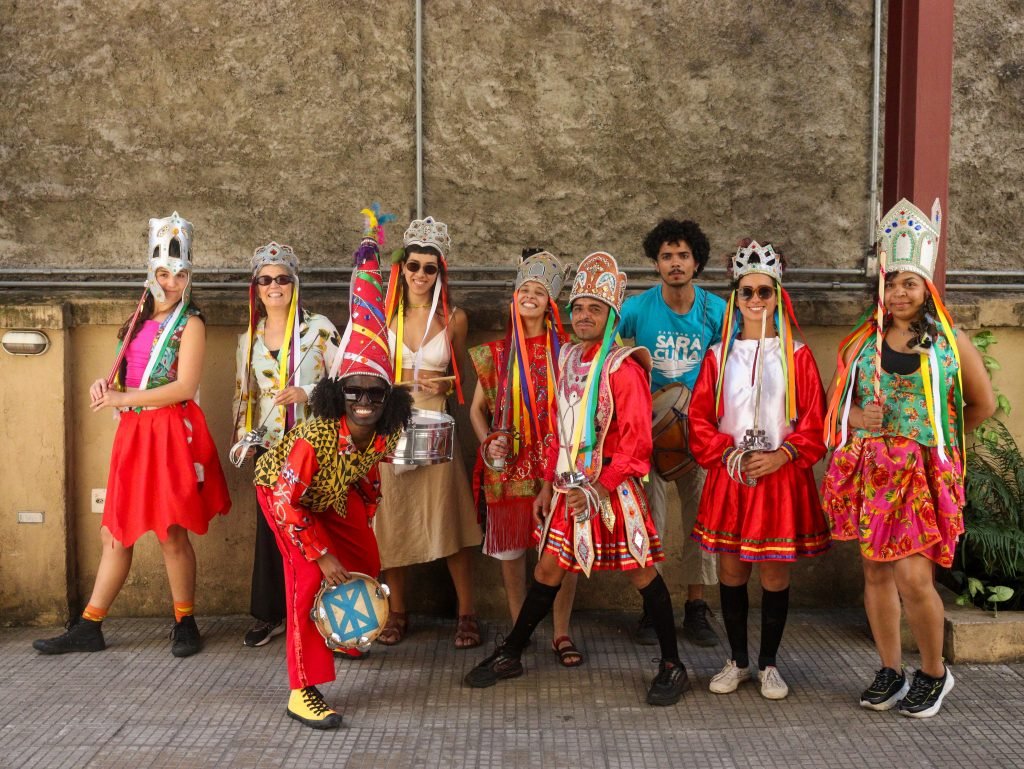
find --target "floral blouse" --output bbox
[232,310,340,449]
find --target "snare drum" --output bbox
[309,572,391,652]
[651,383,697,481]
[383,408,455,465]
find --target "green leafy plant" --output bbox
[951,330,1024,610]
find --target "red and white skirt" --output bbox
[102,400,231,546]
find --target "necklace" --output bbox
[406,302,430,309]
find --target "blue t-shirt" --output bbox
[618,284,727,392]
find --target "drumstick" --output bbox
[394,375,456,388]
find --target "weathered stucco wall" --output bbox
[0,2,1020,271]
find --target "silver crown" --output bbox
[403,216,451,259]
[731,241,783,282]
[147,212,194,303]
[514,251,571,298]
[251,241,299,277]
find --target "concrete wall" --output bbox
[0,1,1021,271]
[2,288,1022,624]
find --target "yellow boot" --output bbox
[287,686,343,729]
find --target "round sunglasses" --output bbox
[405,261,439,276]
[737,285,775,301]
[254,275,295,287]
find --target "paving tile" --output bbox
[3,610,1023,768]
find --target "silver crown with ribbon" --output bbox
[251,241,299,278]
[403,216,451,259]
[731,240,783,282]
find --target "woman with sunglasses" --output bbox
[376,216,483,648]
[232,242,340,649]
[687,240,829,700]
[822,200,994,718]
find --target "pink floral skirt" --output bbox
[822,435,964,567]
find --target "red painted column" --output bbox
[882,0,955,292]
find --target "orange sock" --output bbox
[81,604,108,622]
[173,602,194,623]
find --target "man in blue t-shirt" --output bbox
[619,218,727,648]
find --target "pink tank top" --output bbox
[124,320,160,388]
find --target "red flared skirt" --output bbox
[692,463,831,562]
[102,401,231,546]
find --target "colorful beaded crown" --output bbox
[570,251,626,313]
[731,240,782,282]
[876,198,941,282]
[403,216,451,259]
[251,241,298,277]
[515,251,570,298]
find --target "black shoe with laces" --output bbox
[633,612,659,646]
[682,599,719,647]
[646,659,691,706]
[464,647,524,688]
[170,615,202,658]
[897,667,954,718]
[860,666,909,710]
[32,617,106,655]
[243,620,284,648]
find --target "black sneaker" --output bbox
[860,666,910,710]
[897,668,954,718]
[646,659,691,706]
[170,615,202,658]
[463,648,524,688]
[32,617,106,655]
[633,612,659,646]
[682,599,719,647]
[243,620,284,648]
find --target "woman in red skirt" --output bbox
[689,240,829,700]
[33,212,231,658]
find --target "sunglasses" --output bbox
[738,286,775,301]
[405,261,439,276]
[343,386,389,404]
[255,275,295,287]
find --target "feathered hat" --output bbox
[330,205,396,383]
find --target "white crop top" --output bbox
[388,326,451,372]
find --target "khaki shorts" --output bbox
[645,468,718,586]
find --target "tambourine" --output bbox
[309,572,391,652]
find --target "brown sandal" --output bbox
[454,614,482,649]
[377,611,408,646]
[552,635,584,667]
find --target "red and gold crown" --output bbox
[569,251,626,313]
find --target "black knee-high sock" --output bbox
[719,583,749,668]
[758,586,790,669]
[639,574,680,664]
[502,581,560,656]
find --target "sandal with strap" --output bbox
[454,614,482,649]
[377,611,409,646]
[552,635,584,668]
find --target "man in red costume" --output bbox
[464,251,691,706]
[253,213,412,730]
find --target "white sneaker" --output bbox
[758,665,789,700]
[709,659,751,694]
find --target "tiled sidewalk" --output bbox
[2,610,1022,769]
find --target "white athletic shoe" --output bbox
[758,665,789,700]
[709,659,751,694]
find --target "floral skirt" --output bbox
[822,435,964,567]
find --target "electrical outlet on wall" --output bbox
[91,489,106,513]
